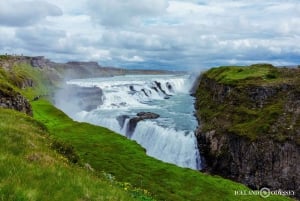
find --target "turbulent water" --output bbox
[62,74,201,170]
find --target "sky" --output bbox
[0,0,300,70]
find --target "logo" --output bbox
[260,187,271,198]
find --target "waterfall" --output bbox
[60,74,201,170]
[124,120,201,169]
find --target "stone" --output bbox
[126,112,160,137]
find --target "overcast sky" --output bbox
[0,0,300,70]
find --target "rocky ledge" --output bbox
[194,64,300,199]
[0,85,32,115]
[117,112,160,137]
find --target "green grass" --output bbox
[0,63,53,101]
[0,68,19,96]
[30,99,292,201]
[0,62,59,102]
[0,108,148,201]
[206,64,296,85]
[11,64,54,100]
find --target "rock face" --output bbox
[127,112,160,136]
[0,55,52,70]
[0,87,32,115]
[117,112,160,137]
[198,131,299,192]
[195,65,300,199]
[116,115,130,128]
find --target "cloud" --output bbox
[120,55,144,62]
[87,0,169,27]
[0,0,62,27]
[1,0,300,71]
[15,27,66,52]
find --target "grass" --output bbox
[0,68,19,96]
[206,64,297,85]
[0,108,148,201]
[11,64,54,100]
[30,99,292,201]
[0,63,54,101]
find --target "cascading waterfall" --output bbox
[130,121,200,169]
[61,74,201,170]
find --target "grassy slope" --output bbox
[196,64,300,143]
[0,108,145,201]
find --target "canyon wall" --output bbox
[195,65,300,198]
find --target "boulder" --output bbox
[126,112,160,137]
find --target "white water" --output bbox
[61,74,201,170]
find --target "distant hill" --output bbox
[0,54,180,80]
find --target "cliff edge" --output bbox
[195,64,300,198]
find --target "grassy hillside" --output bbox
[196,64,300,143]
[205,64,300,86]
[0,108,151,201]
[0,59,294,201]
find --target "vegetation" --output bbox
[0,63,54,100]
[206,64,299,85]
[196,64,300,143]
[0,108,150,201]
[0,58,294,200]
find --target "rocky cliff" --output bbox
[0,85,32,115]
[0,55,51,70]
[195,64,300,199]
[0,57,34,115]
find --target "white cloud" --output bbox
[120,55,144,62]
[87,0,169,27]
[0,0,300,70]
[0,0,62,27]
